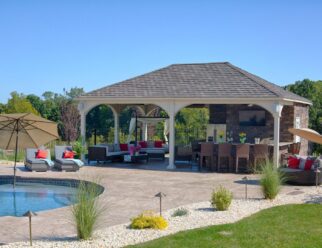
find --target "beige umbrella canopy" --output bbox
[0,113,59,187]
[288,128,322,145]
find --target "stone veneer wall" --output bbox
[294,103,309,155]
[225,104,274,143]
[280,106,294,142]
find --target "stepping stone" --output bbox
[287,191,305,195]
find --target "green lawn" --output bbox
[129,204,322,248]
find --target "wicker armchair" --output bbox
[175,145,193,164]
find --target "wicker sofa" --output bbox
[88,142,168,164]
[88,144,128,164]
[280,167,322,185]
[138,141,167,160]
[280,155,322,186]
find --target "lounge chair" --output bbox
[54,145,84,171]
[25,148,54,172]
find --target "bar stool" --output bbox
[253,144,269,171]
[191,140,201,163]
[217,143,232,172]
[235,144,250,173]
[200,143,215,171]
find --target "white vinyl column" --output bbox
[143,122,148,141]
[167,104,176,169]
[273,103,283,167]
[80,112,86,161]
[114,111,119,144]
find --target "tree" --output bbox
[285,79,322,153]
[6,92,39,114]
[86,105,114,143]
[175,107,209,145]
[0,103,6,113]
[60,99,80,143]
[27,94,45,115]
[65,87,85,99]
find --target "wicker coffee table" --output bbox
[123,153,149,163]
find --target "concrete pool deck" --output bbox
[0,160,316,244]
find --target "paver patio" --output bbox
[0,160,311,244]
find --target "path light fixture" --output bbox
[242,176,248,199]
[155,192,166,216]
[23,210,37,246]
[314,168,320,189]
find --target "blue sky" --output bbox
[0,0,321,103]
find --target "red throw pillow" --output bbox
[288,156,300,169]
[63,150,74,159]
[304,159,314,170]
[139,141,147,148]
[36,149,48,159]
[154,140,163,148]
[120,143,128,151]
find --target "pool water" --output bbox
[0,182,78,217]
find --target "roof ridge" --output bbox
[224,62,281,97]
[171,62,229,66]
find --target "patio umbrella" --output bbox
[0,113,59,187]
[288,128,322,145]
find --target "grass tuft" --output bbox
[72,180,104,240]
[260,160,286,200]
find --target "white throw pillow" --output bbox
[298,158,306,170]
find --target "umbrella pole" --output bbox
[13,127,19,188]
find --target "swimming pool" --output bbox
[0,176,104,217]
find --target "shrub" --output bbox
[260,160,285,200]
[172,208,189,217]
[131,211,168,230]
[211,185,233,211]
[72,138,86,159]
[72,180,103,240]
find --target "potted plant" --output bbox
[239,132,246,143]
[72,139,86,159]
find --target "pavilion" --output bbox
[77,62,312,169]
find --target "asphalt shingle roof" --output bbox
[81,62,311,104]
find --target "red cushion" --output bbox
[139,141,147,148]
[36,149,48,159]
[63,150,74,159]
[304,159,314,170]
[288,156,300,169]
[120,143,128,151]
[154,140,163,148]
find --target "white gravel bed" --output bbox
[3,187,322,248]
